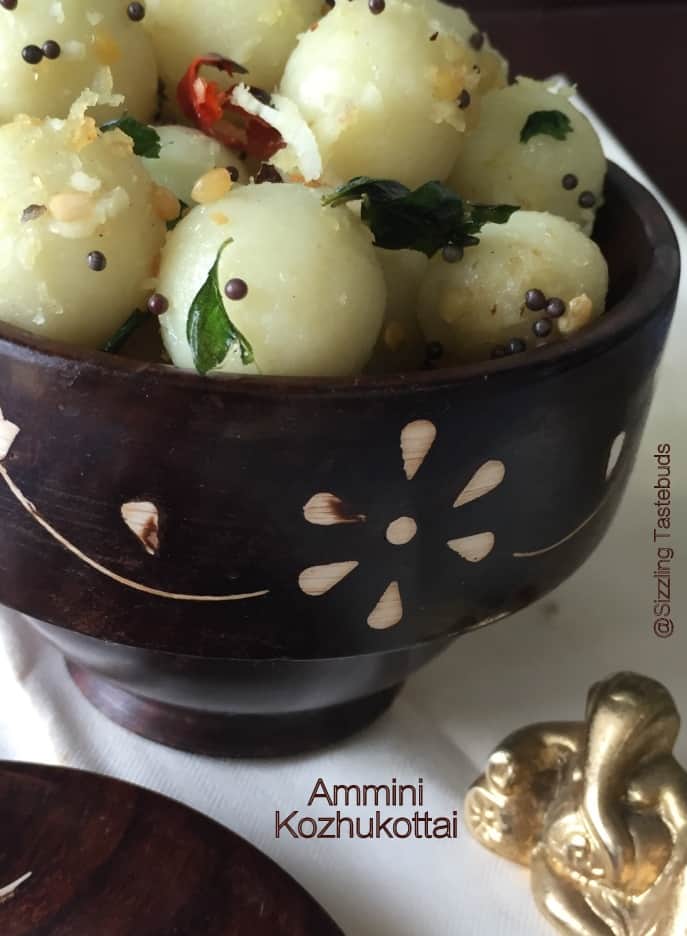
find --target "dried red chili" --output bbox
[177,54,285,161]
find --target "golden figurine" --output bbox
[466,673,687,935]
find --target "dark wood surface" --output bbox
[470,2,686,218]
[0,762,344,936]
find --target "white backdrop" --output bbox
[0,113,685,936]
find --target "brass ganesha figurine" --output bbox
[466,673,687,935]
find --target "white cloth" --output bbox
[0,117,685,936]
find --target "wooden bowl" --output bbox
[0,164,679,756]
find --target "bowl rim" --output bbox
[0,161,680,399]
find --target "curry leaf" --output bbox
[322,177,519,258]
[463,202,521,234]
[520,110,573,143]
[186,238,254,375]
[101,309,149,354]
[100,116,162,158]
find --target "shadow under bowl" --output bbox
[0,163,680,756]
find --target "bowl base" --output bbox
[66,661,402,758]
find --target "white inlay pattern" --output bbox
[386,517,418,546]
[455,461,506,508]
[299,561,359,597]
[0,408,20,461]
[514,428,629,557]
[368,581,403,631]
[0,872,32,906]
[448,532,495,563]
[121,501,160,556]
[303,492,366,526]
[401,420,437,481]
[300,421,505,630]
[0,402,268,603]
[606,431,627,480]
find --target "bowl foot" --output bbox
[66,661,402,758]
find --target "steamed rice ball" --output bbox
[280,0,490,188]
[368,250,429,373]
[144,0,323,112]
[418,211,609,364]
[142,126,249,205]
[159,183,386,377]
[404,0,507,93]
[0,112,167,348]
[0,0,158,124]
[449,78,607,234]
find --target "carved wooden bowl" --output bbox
[0,164,680,756]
